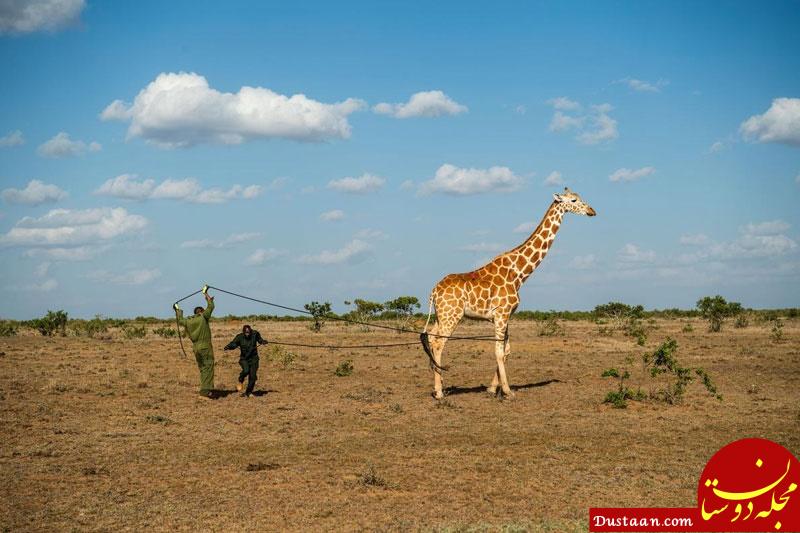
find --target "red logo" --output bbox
[698,438,800,531]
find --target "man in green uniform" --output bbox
[224,325,267,397]
[174,288,216,398]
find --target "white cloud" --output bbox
[513,222,536,234]
[707,141,726,154]
[609,166,656,183]
[37,132,101,158]
[547,99,618,145]
[245,248,284,266]
[100,71,365,148]
[679,233,709,246]
[2,180,67,205]
[181,232,260,249]
[18,278,58,292]
[740,98,800,147]
[619,243,656,263]
[399,180,415,191]
[327,173,385,194]
[459,242,505,253]
[514,105,527,115]
[0,207,147,247]
[354,228,387,240]
[678,221,796,264]
[0,0,85,34]
[419,164,523,196]
[547,97,581,111]
[549,111,583,132]
[543,171,564,186]
[298,239,370,265]
[578,104,618,145]
[617,78,668,93]
[95,174,263,204]
[373,90,467,118]
[89,268,161,285]
[569,254,596,269]
[0,130,24,147]
[24,245,103,261]
[266,177,288,191]
[320,209,345,222]
[741,220,790,236]
[34,261,50,277]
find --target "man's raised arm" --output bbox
[202,292,215,320]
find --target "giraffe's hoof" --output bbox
[502,390,516,400]
[486,386,497,397]
[432,390,445,400]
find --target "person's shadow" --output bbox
[443,379,563,396]
[210,389,276,399]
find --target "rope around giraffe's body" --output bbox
[171,285,504,369]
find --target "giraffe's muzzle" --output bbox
[587,206,597,216]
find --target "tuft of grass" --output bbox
[334,360,354,377]
[145,414,173,425]
[358,465,390,488]
[245,462,280,472]
[538,316,564,336]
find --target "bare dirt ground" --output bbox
[1,317,798,532]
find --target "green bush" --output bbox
[643,338,721,404]
[152,326,177,338]
[30,310,68,337]
[121,324,147,339]
[268,345,297,368]
[73,315,108,338]
[770,319,784,343]
[0,321,18,337]
[601,338,721,407]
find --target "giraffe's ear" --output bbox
[553,193,564,203]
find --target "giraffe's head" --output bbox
[553,187,596,216]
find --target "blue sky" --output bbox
[1,0,799,319]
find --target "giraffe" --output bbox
[422,187,596,399]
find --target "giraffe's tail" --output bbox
[420,291,448,373]
[422,292,434,334]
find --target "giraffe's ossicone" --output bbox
[423,187,596,399]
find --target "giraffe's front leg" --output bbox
[429,331,447,400]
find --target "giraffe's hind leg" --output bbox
[487,325,510,396]
[429,307,462,399]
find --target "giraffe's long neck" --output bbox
[509,201,566,288]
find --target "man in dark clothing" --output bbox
[224,325,267,397]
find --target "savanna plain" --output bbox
[1,316,798,532]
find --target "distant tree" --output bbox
[384,296,421,332]
[593,301,645,336]
[344,299,384,331]
[696,295,742,332]
[303,301,332,333]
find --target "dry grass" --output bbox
[1,318,798,531]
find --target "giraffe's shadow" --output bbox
[443,379,563,396]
